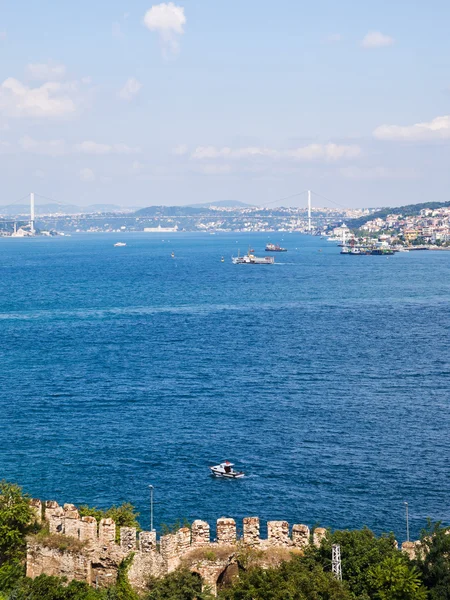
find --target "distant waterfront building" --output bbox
[143,225,179,233]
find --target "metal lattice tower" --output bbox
[332,544,342,580]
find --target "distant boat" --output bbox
[232,250,274,264]
[221,256,225,262]
[171,251,175,258]
[265,243,287,252]
[114,242,126,247]
[210,461,245,479]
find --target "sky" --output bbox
[0,0,450,208]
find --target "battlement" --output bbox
[27,499,323,595]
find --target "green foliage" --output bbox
[107,555,138,600]
[160,520,191,536]
[7,574,103,600]
[219,555,352,600]
[0,561,24,593]
[146,568,212,600]
[368,556,427,600]
[77,504,139,530]
[308,527,399,599]
[0,481,35,566]
[414,521,450,600]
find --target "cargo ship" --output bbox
[265,243,287,252]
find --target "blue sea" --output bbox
[0,233,449,542]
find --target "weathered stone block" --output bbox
[217,518,236,545]
[120,527,137,551]
[160,533,180,572]
[177,527,191,554]
[191,520,210,546]
[139,530,157,552]
[99,518,116,545]
[79,516,97,542]
[63,504,80,520]
[267,521,290,546]
[64,518,81,539]
[292,524,310,549]
[48,505,65,534]
[313,527,327,547]
[243,517,260,546]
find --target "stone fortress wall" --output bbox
[26,499,418,595]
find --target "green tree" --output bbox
[368,555,427,600]
[78,504,139,530]
[414,521,450,600]
[219,555,352,600]
[0,481,34,566]
[308,527,399,599]
[146,568,213,600]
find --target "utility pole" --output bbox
[404,502,409,542]
[332,544,342,580]
[308,190,312,232]
[149,485,154,531]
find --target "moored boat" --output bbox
[114,242,126,247]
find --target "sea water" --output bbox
[0,232,449,541]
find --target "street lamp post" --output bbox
[149,485,154,532]
[404,501,409,542]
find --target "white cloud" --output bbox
[361,31,394,48]
[339,166,417,180]
[79,168,95,182]
[74,140,140,155]
[0,78,77,118]
[195,164,232,175]
[27,63,66,81]
[143,2,186,57]
[172,143,188,156]
[373,115,450,141]
[287,143,361,161]
[19,135,67,156]
[118,77,142,100]
[191,143,361,162]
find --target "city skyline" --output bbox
[1,0,449,207]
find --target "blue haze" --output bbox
[0,233,449,541]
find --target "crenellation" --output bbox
[98,518,116,546]
[64,517,81,539]
[243,517,260,546]
[63,504,80,520]
[79,516,97,543]
[292,524,310,549]
[313,527,327,547]
[191,520,210,546]
[27,501,344,597]
[216,518,236,545]
[267,521,290,546]
[177,527,191,554]
[120,527,137,551]
[139,530,157,552]
[48,505,65,534]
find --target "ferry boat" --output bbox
[114,242,126,247]
[265,243,287,252]
[210,461,245,479]
[232,250,274,265]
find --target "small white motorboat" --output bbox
[210,461,245,479]
[114,242,127,247]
